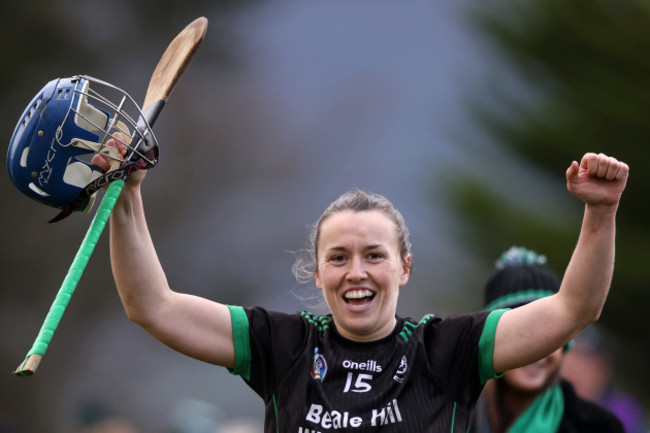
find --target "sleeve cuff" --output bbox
[227,305,251,381]
[478,308,508,384]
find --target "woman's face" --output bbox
[315,210,411,342]
[503,348,564,393]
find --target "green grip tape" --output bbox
[16,180,125,373]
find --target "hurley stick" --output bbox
[14,17,208,376]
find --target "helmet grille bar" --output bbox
[75,77,158,166]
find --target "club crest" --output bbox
[311,347,327,381]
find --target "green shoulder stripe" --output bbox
[399,314,436,342]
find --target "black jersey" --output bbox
[228,305,505,433]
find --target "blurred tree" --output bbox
[444,0,650,406]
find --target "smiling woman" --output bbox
[104,149,628,432]
[313,206,410,342]
[224,190,504,431]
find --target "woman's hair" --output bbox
[292,189,412,284]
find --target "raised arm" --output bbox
[492,153,629,372]
[104,146,236,368]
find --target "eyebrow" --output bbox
[325,244,386,253]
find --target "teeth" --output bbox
[345,289,374,299]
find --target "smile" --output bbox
[343,289,376,308]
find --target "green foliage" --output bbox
[445,175,576,268]
[449,0,650,405]
[468,0,650,169]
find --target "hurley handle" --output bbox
[14,180,124,376]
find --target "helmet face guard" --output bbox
[7,75,158,216]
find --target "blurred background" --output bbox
[1,1,648,432]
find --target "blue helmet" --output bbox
[7,75,157,213]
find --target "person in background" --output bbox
[471,246,625,433]
[562,324,648,433]
[74,401,139,433]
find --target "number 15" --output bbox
[343,372,373,393]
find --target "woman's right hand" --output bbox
[90,132,147,187]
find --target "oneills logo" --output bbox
[342,359,382,373]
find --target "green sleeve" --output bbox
[478,308,508,385]
[227,305,252,381]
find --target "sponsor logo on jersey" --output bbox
[311,347,327,381]
[301,399,403,430]
[342,359,382,373]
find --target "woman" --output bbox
[97,146,628,432]
[471,246,624,433]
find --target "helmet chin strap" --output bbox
[62,144,124,214]
[97,145,124,172]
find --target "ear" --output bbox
[399,255,411,286]
[315,269,323,291]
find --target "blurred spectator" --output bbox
[471,247,624,433]
[167,398,222,433]
[561,324,648,433]
[166,398,263,433]
[76,418,139,433]
[74,400,139,433]
[219,418,264,433]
